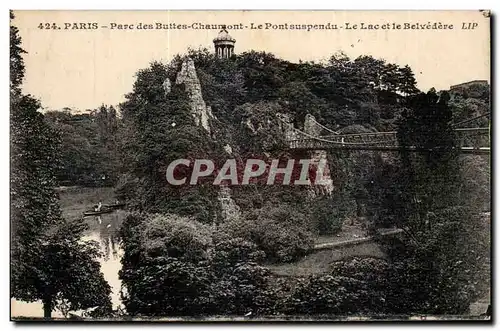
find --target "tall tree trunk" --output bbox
[42,296,52,319]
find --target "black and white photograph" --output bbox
[9,10,491,321]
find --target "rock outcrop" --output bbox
[303,114,334,195]
[217,186,242,222]
[276,113,298,142]
[174,57,241,222]
[304,114,323,137]
[175,58,213,134]
[162,78,171,96]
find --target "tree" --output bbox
[91,105,120,185]
[385,89,487,314]
[234,101,288,153]
[311,195,345,235]
[45,110,104,186]
[10,10,25,92]
[26,221,112,318]
[10,12,112,318]
[277,81,328,125]
[397,90,459,223]
[119,213,279,316]
[245,205,314,262]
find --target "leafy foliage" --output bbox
[284,257,391,315]
[10,10,25,92]
[13,33,487,317]
[119,213,277,316]
[33,221,113,318]
[245,205,314,263]
[117,61,224,223]
[311,196,345,235]
[119,213,213,315]
[209,237,277,315]
[116,49,489,317]
[45,105,120,186]
[379,89,491,314]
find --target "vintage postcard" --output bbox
[10,10,491,321]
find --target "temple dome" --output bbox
[213,26,235,58]
[213,28,235,43]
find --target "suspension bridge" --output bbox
[280,113,490,155]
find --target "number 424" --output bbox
[38,23,60,30]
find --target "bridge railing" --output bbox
[455,127,490,149]
[320,132,398,146]
[287,127,489,151]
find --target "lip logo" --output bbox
[166,158,332,186]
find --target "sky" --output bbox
[13,10,490,111]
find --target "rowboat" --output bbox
[82,203,125,217]
[83,208,114,217]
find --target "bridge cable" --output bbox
[305,114,340,135]
[450,112,490,128]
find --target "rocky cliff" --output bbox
[175,57,241,222]
[175,58,214,134]
[217,185,242,222]
[303,115,334,195]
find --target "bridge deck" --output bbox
[288,144,490,154]
[285,127,490,154]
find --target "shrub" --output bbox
[119,213,214,316]
[312,196,344,235]
[381,207,485,315]
[127,256,212,316]
[216,204,314,263]
[284,257,390,315]
[207,237,277,315]
[120,214,281,316]
[211,237,265,271]
[141,213,213,262]
[250,205,314,263]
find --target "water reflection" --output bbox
[84,209,126,309]
[88,210,125,261]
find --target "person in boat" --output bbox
[94,201,102,212]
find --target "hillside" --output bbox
[42,50,491,318]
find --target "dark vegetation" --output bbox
[11,12,490,318]
[10,12,112,318]
[45,106,120,187]
[114,48,490,316]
